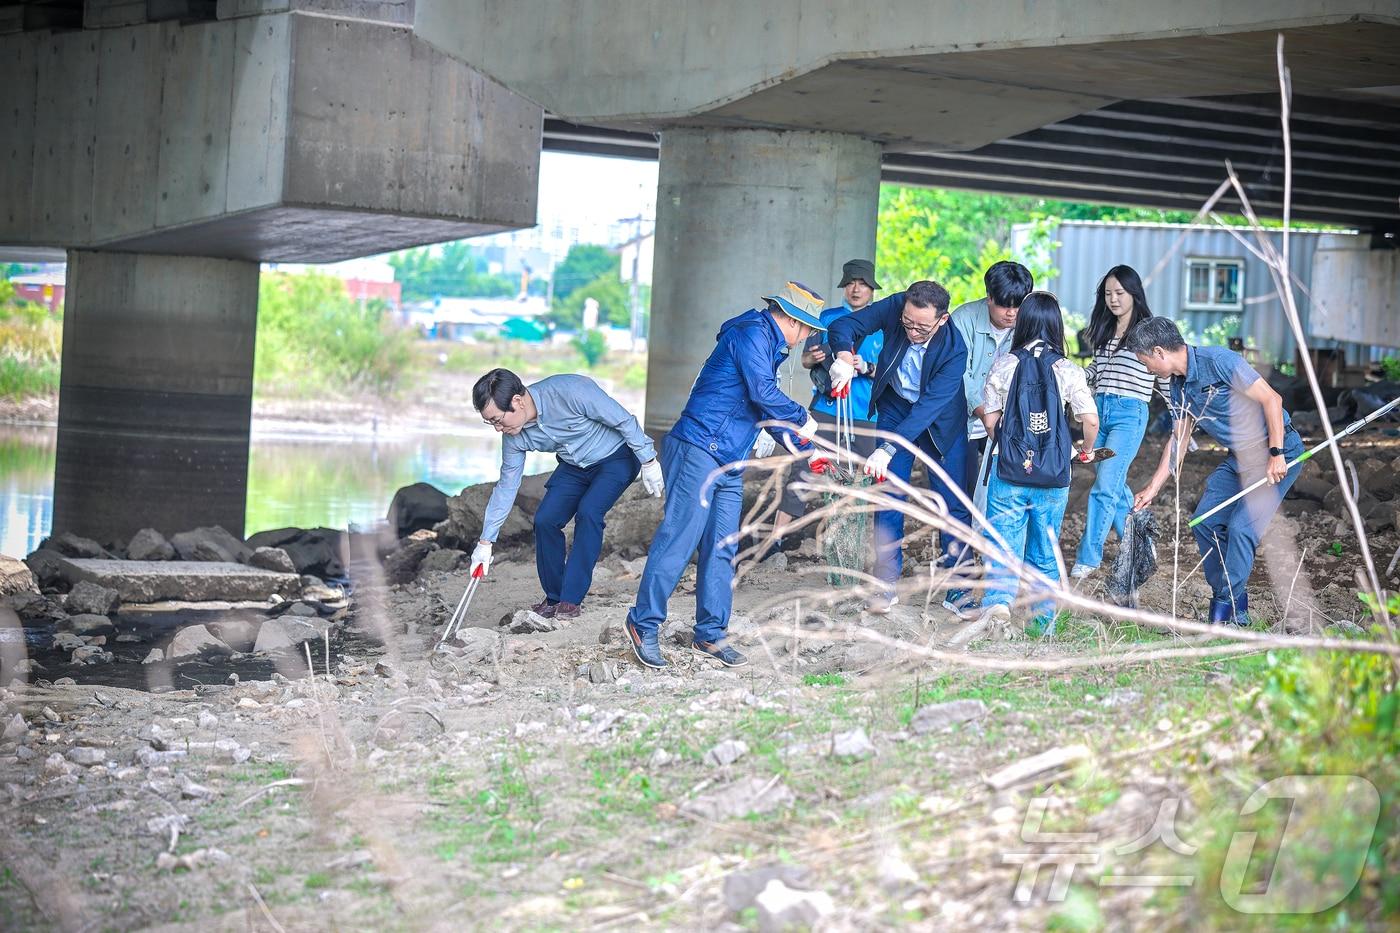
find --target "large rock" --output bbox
[171,526,252,563]
[0,555,37,598]
[25,549,72,591]
[65,580,121,616]
[53,559,300,603]
[248,547,297,574]
[245,527,345,578]
[252,617,320,653]
[599,486,665,555]
[383,540,436,585]
[206,618,260,652]
[45,531,113,559]
[419,548,465,576]
[167,625,232,660]
[1323,486,1390,533]
[126,528,175,561]
[754,881,834,933]
[59,613,116,637]
[444,482,533,546]
[388,482,450,539]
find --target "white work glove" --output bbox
[640,458,665,497]
[828,357,856,393]
[797,415,820,443]
[864,447,893,482]
[753,432,777,459]
[470,541,493,577]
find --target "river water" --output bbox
[0,422,556,557]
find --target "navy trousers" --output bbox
[534,444,640,605]
[872,392,971,589]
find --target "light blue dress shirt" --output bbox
[480,374,655,542]
[895,339,930,403]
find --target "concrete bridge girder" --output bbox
[2,11,541,262]
[413,1,1400,149]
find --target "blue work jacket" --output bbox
[670,310,809,468]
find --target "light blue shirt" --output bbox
[480,374,655,542]
[951,298,1014,438]
[895,339,930,403]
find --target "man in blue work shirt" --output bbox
[770,259,885,538]
[827,280,971,615]
[624,282,826,670]
[1124,318,1303,624]
[470,369,664,619]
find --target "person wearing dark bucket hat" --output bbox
[623,281,827,670]
[838,258,882,291]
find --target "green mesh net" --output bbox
[822,473,873,586]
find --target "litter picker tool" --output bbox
[1187,394,1400,529]
[435,564,485,650]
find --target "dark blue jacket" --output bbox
[670,309,808,468]
[828,291,968,456]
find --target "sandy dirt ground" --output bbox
[1,429,1396,930]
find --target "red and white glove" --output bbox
[470,541,493,577]
[864,447,892,482]
[828,357,856,393]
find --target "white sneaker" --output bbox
[974,603,1011,625]
[864,593,900,615]
[1069,563,1096,580]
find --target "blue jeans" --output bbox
[534,444,640,604]
[627,436,743,644]
[983,458,1069,621]
[1076,394,1149,569]
[872,394,971,589]
[1191,431,1305,603]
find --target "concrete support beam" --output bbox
[0,11,540,262]
[645,128,881,435]
[54,250,259,545]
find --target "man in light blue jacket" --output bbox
[624,282,826,670]
[470,369,662,620]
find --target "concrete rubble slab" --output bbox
[55,558,299,604]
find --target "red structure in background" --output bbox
[10,271,66,314]
[343,278,402,312]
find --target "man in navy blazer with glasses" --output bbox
[827,279,971,615]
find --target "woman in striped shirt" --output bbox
[1071,265,1157,578]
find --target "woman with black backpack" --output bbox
[973,292,1100,637]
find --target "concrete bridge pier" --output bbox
[53,250,259,544]
[645,128,882,435]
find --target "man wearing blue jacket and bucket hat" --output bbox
[624,282,827,670]
[827,279,971,615]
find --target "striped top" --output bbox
[1085,336,1157,402]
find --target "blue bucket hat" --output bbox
[762,281,827,330]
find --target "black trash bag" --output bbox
[1107,508,1159,608]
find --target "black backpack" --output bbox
[995,345,1072,489]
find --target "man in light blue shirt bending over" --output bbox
[470,369,663,620]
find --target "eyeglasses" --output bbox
[900,315,945,336]
[482,412,508,428]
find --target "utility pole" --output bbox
[615,210,652,353]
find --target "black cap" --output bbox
[838,259,881,291]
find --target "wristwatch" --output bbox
[1268,446,1285,457]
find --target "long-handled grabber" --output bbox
[435,564,485,650]
[1188,394,1400,529]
